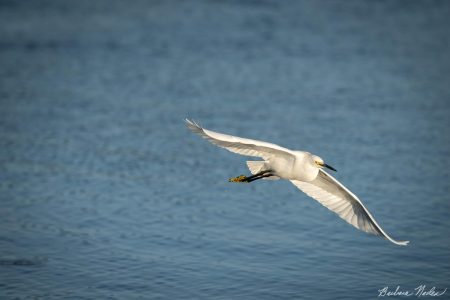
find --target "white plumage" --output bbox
[186,119,409,246]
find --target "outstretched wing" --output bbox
[291,170,409,246]
[186,119,294,160]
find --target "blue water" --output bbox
[1,1,449,299]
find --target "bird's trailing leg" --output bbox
[245,173,275,182]
[229,170,274,183]
[229,175,248,183]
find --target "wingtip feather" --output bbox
[397,240,410,246]
[185,118,195,126]
[185,118,204,135]
[388,238,409,246]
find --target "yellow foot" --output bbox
[228,175,248,183]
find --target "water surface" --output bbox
[1,1,449,299]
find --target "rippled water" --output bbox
[1,1,449,299]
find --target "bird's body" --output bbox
[268,150,319,181]
[185,119,409,246]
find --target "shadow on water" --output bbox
[0,257,48,267]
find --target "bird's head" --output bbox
[312,155,337,172]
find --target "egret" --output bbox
[185,119,408,246]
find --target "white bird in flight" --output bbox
[186,119,409,246]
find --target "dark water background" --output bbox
[1,1,449,299]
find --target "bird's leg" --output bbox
[245,173,274,182]
[229,170,273,183]
[228,175,248,183]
